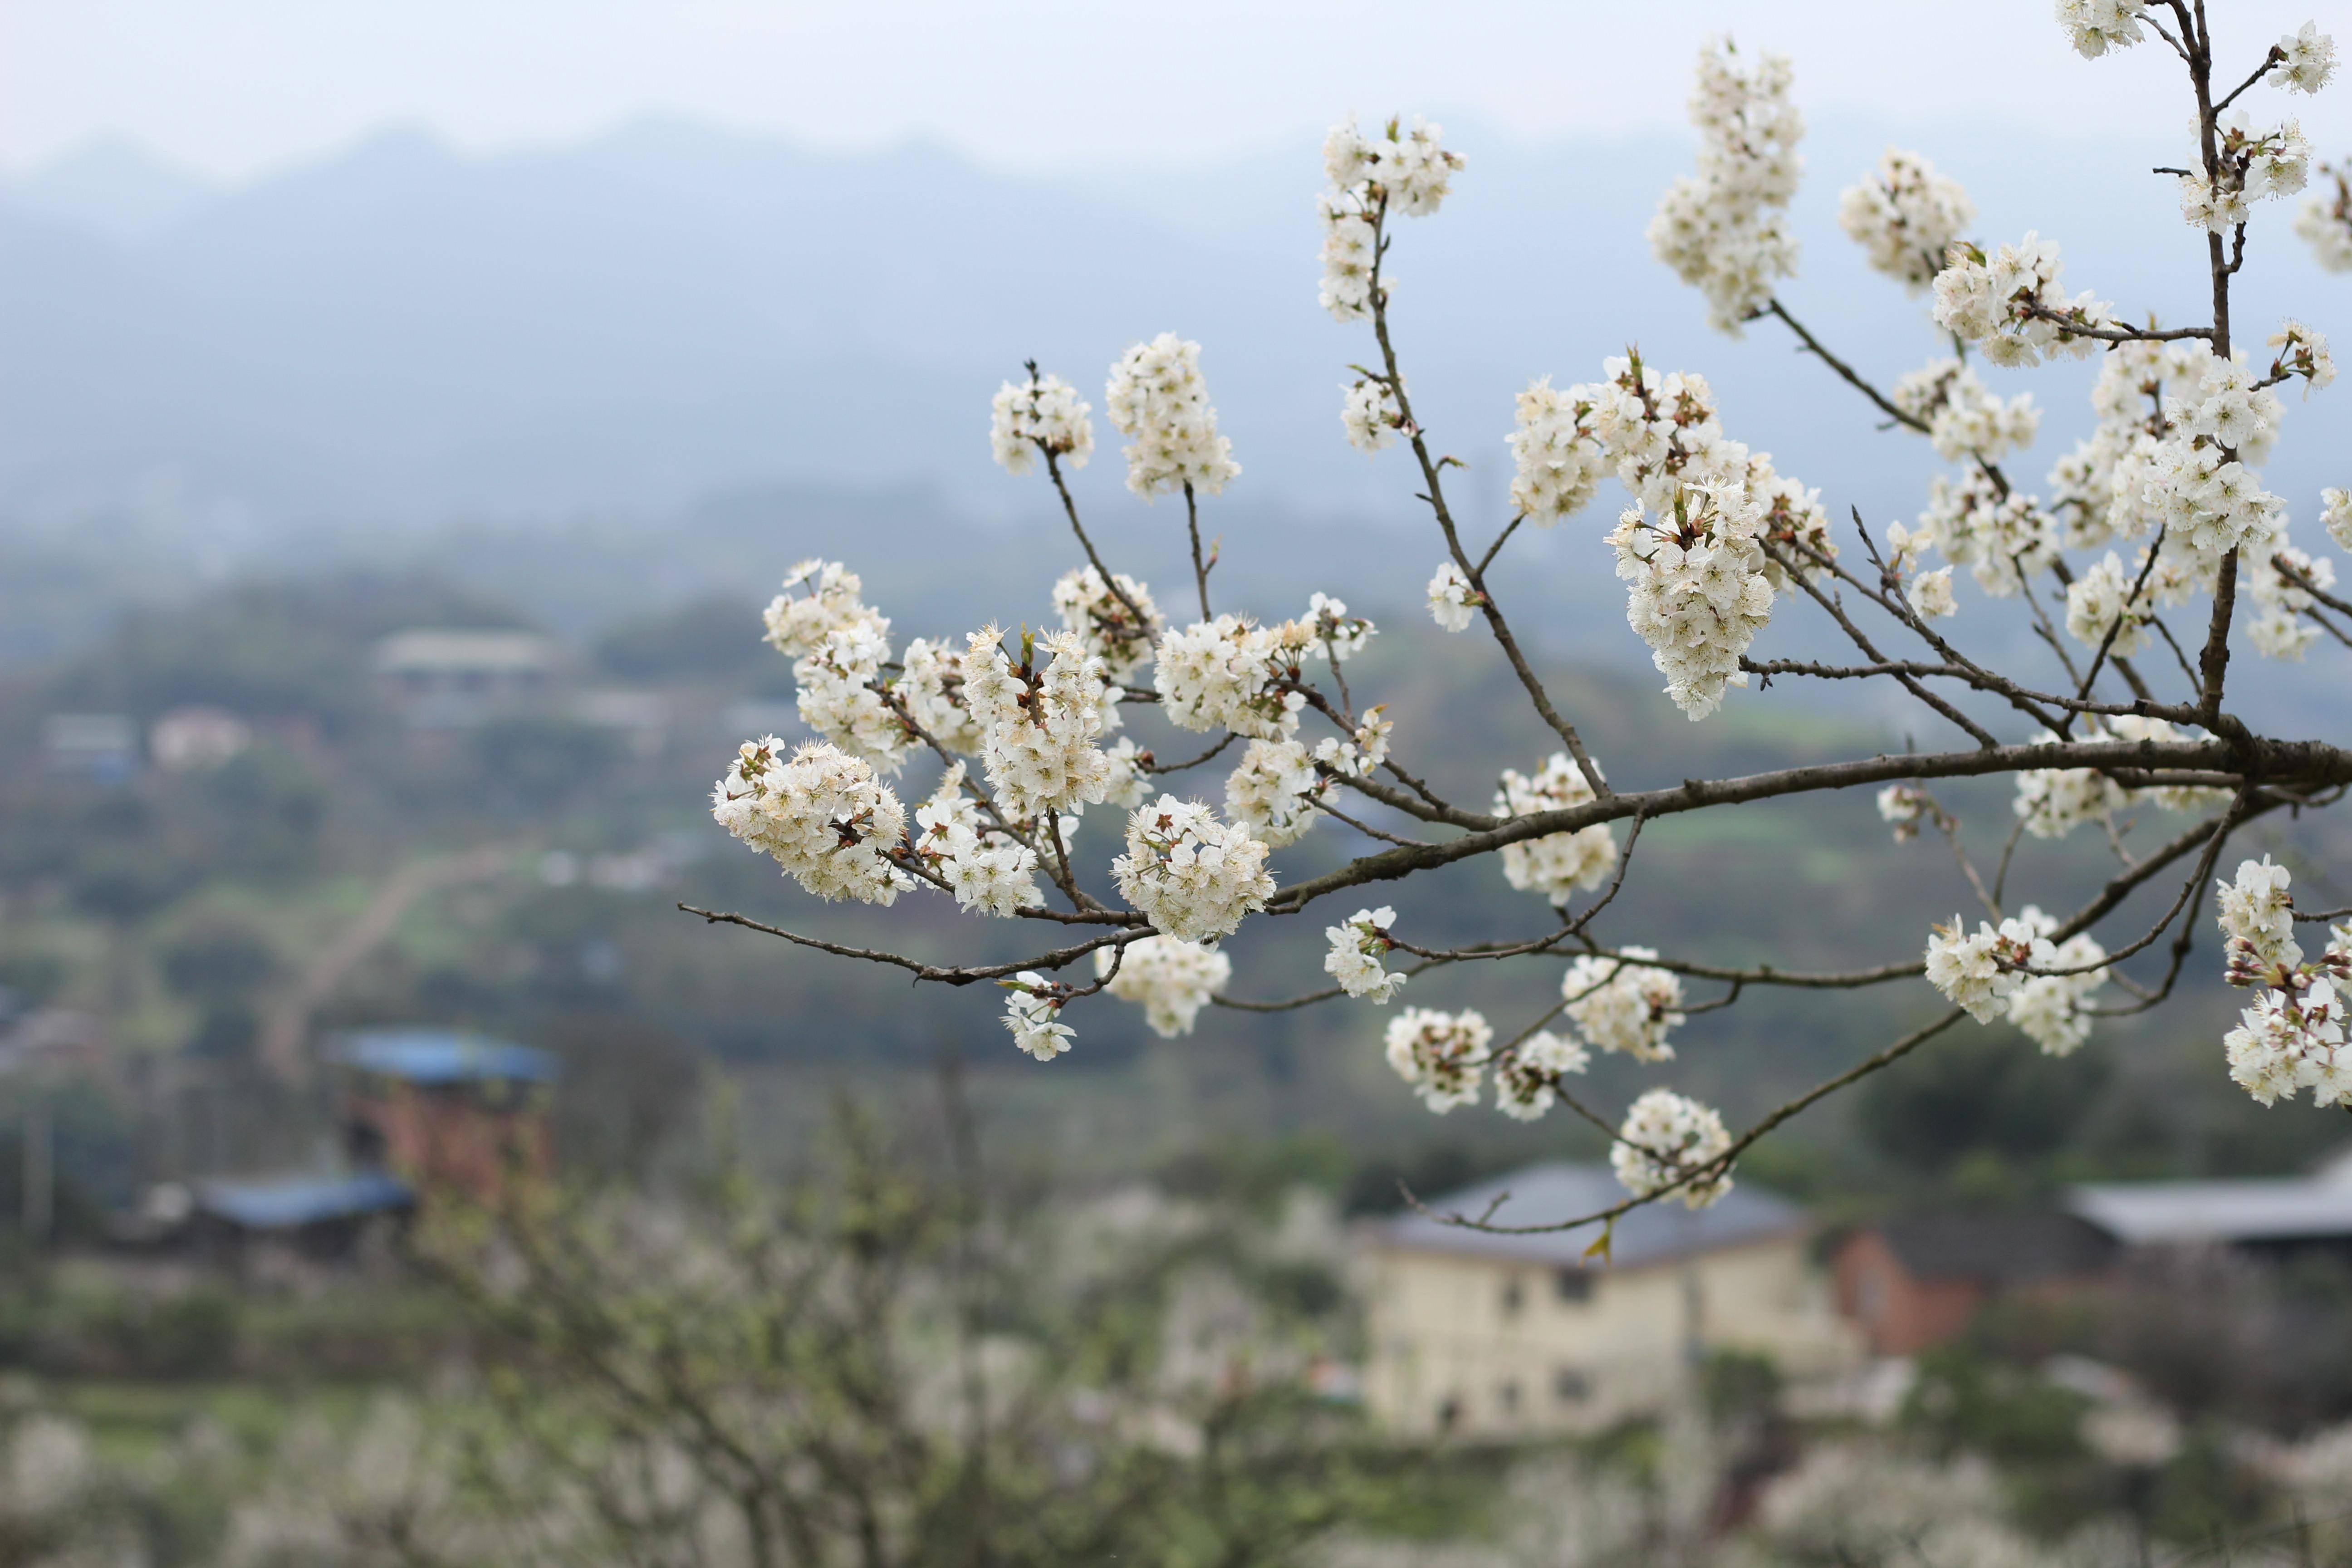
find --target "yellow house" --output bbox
[1362,1162,1861,1437]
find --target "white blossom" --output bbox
[1925,915,2036,1023]
[1105,333,1240,498]
[912,765,1039,917]
[1494,753,1619,906]
[989,370,1094,475]
[1300,592,1376,662]
[792,615,908,769]
[2278,23,2338,93]
[1506,378,1609,523]
[1426,560,1479,631]
[1316,116,1465,319]
[1999,906,2108,1057]
[1878,783,1931,842]
[1112,796,1275,943]
[1152,615,1303,738]
[1097,936,1230,1037]
[1563,948,1686,1062]
[2299,161,2352,271]
[1342,377,1404,453]
[2063,551,2153,657]
[1609,480,1776,719]
[2325,487,2352,552]
[1001,974,1074,1061]
[1916,467,2059,597]
[2056,0,2146,58]
[1225,737,1325,848]
[1649,37,1803,332]
[962,627,1114,819]
[2267,319,2335,394]
[2219,855,2301,967]
[712,738,911,906]
[1891,358,2038,463]
[1494,1029,1590,1122]
[898,637,986,754]
[1313,706,1392,779]
[1907,566,1958,620]
[762,559,886,659]
[1612,1089,1735,1208]
[1383,1007,1492,1112]
[2013,729,2129,840]
[1050,565,1162,681]
[1931,233,2111,367]
[1838,148,1975,293]
[1324,906,1407,1003]
[2227,980,2349,1105]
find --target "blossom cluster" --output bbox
[2217,858,2352,1106]
[1104,333,1240,499]
[1891,359,2038,464]
[1316,116,1463,321]
[1324,906,1407,1002]
[1052,565,1163,681]
[1002,974,1074,1061]
[1493,753,1618,906]
[2301,159,2352,270]
[1648,37,1803,330]
[1096,936,1231,1038]
[1341,376,1406,453]
[963,627,1115,820]
[912,765,1039,917]
[1612,1089,1735,1208]
[1382,1007,1493,1112]
[712,737,911,906]
[988,370,1093,475]
[1924,906,2110,1054]
[2177,113,2308,234]
[1111,795,1276,944]
[1931,233,2111,367]
[1562,949,1686,1061]
[1837,148,1975,293]
[1494,1030,1591,1122]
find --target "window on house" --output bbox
[1553,1367,1592,1404]
[1554,1267,1592,1303]
[1499,1275,1525,1317]
[1498,1379,1522,1416]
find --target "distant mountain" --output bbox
[3,112,2343,537]
[2,137,214,242]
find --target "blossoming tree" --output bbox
[692,4,2352,1239]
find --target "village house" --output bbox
[1362,1162,1861,1437]
[1828,1208,2118,1357]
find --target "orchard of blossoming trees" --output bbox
[693,2,2352,1238]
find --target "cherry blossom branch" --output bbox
[1760,298,1928,432]
[1414,1007,1969,1235]
[1265,733,2352,916]
[678,906,1148,984]
[1364,198,1613,803]
[1037,438,1151,634]
[1181,480,1214,620]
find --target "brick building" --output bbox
[1829,1209,2117,1357]
[328,1029,559,1203]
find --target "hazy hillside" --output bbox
[3,113,2344,530]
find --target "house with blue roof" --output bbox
[170,1028,559,1270]
[1362,1162,1860,1437]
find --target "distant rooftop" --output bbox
[194,1171,412,1230]
[2068,1166,2352,1246]
[328,1028,559,1086]
[1372,1161,1806,1271]
[1870,1208,2117,1283]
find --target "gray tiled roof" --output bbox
[2068,1175,2352,1245]
[1372,1161,1806,1271]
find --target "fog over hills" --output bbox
[0,113,2346,726]
[5,112,2345,526]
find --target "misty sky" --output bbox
[6,0,2350,181]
